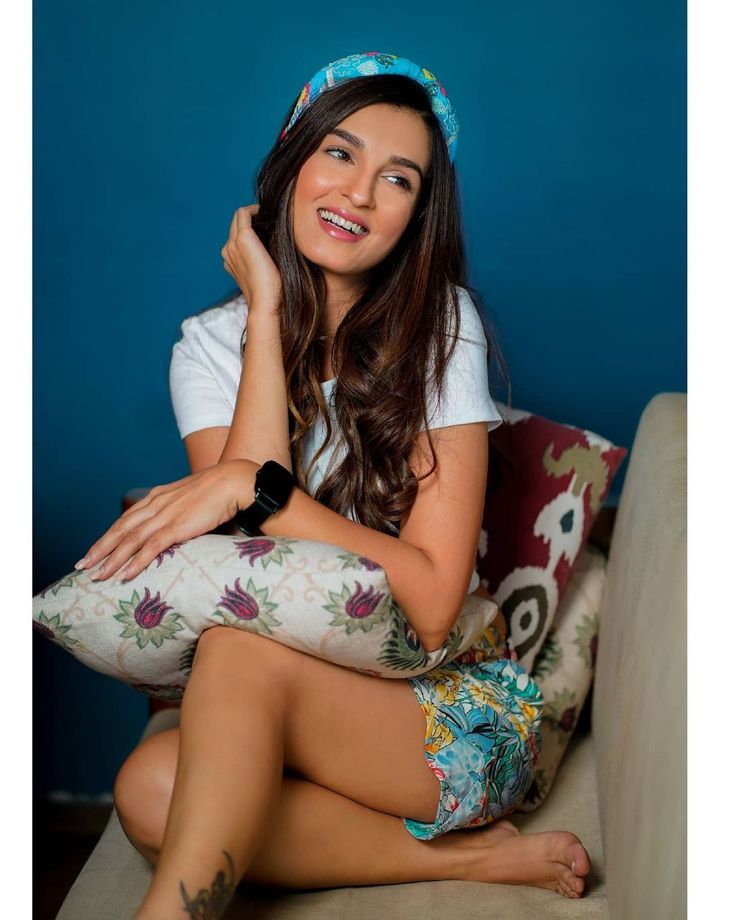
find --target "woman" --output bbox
[77,53,591,916]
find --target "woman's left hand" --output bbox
[74,459,259,582]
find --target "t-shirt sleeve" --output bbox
[169,301,245,440]
[425,287,504,432]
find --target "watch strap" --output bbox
[235,500,272,537]
[235,460,295,537]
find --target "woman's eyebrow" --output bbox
[328,128,424,181]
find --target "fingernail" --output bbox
[572,860,576,872]
[74,557,89,570]
[90,566,105,581]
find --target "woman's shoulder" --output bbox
[449,284,487,346]
[175,293,248,357]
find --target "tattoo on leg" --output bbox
[179,850,236,919]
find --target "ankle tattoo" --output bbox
[179,850,236,919]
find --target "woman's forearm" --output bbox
[257,485,457,652]
[219,303,292,472]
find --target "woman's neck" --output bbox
[322,273,365,336]
[322,299,350,337]
[319,274,367,381]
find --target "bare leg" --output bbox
[116,629,590,913]
[117,743,585,898]
[132,629,291,917]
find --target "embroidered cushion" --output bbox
[477,405,626,671]
[32,533,499,698]
[515,544,606,811]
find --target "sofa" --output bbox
[56,392,686,919]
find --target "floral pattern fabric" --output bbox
[403,617,543,840]
[281,51,460,162]
[32,534,501,692]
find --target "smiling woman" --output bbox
[292,106,431,290]
[293,105,430,340]
[43,51,592,917]
[244,71,476,536]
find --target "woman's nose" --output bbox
[340,169,376,208]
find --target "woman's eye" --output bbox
[325,147,351,162]
[324,148,412,192]
[387,175,412,191]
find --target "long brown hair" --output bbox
[245,75,509,535]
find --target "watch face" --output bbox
[256,460,295,508]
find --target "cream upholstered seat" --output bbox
[57,393,686,920]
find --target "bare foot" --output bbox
[459,822,591,898]
[461,818,521,841]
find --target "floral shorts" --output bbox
[402,619,544,841]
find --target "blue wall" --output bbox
[33,0,686,795]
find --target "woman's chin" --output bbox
[301,253,371,284]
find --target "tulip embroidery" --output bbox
[114,587,184,650]
[325,581,390,635]
[212,577,281,635]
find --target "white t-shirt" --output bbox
[169,287,503,594]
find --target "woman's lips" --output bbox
[317,212,367,243]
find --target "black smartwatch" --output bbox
[235,460,295,537]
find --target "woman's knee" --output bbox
[113,728,178,849]
[193,626,297,691]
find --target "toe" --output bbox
[569,841,591,877]
[561,866,585,896]
[549,832,591,879]
[557,877,577,899]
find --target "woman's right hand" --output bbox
[220,204,282,312]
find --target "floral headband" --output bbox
[280,51,459,163]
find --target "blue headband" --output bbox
[280,51,459,163]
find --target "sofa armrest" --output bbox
[592,392,686,920]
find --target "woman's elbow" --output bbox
[415,595,464,653]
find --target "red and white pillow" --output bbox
[477,404,627,672]
[517,544,607,811]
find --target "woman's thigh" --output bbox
[278,643,439,823]
[121,631,441,825]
